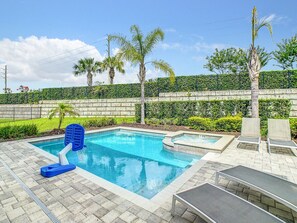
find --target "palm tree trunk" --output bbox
[139,64,146,125]
[251,79,259,118]
[109,68,115,85]
[87,72,93,87]
[247,46,261,118]
[58,117,62,129]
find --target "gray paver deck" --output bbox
[0,135,297,223]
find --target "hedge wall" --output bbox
[1,70,296,104]
[135,99,291,123]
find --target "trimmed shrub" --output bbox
[0,124,38,139]
[82,117,116,128]
[188,117,213,131]
[290,118,297,139]
[136,99,291,123]
[1,70,296,104]
[215,116,242,132]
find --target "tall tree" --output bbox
[100,35,125,84]
[204,48,247,75]
[73,58,101,87]
[273,35,297,70]
[48,103,80,129]
[247,7,272,118]
[111,25,175,124]
[205,47,271,75]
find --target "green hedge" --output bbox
[82,117,116,128]
[135,99,291,123]
[0,124,38,140]
[1,70,296,104]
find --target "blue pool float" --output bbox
[40,124,85,178]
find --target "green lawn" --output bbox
[0,119,14,124]
[0,117,135,133]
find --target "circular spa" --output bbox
[163,131,235,155]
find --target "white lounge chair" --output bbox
[216,165,297,213]
[171,183,284,223]
[267,119,297,154]
[237,117,261,151]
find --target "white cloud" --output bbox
[262,14,289,25]
[0,36,158,91]
[159,42,183,50]
[160,40,231,53]
[0,36,105,88]
[164,28,177,33]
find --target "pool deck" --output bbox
[1,127,297,223]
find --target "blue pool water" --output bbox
[32,130,200,199]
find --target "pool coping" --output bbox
[163,131,235,155]
[24,126,210,212]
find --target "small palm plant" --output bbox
[111,25,175,124]
[100,35,125,84]
[247,7,272,118]
[48,103,80,130]
[73,58,101,87]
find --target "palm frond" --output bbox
[151,60,175,84]
[144,28,164,56]
[256,19,273,37]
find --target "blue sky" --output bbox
[0,0,296,92]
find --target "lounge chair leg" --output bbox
[215,172,219,185]
[171,196,176,216]
[258,143,260,152]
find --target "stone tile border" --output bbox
[25,126,208,212]
[0,159,59,223]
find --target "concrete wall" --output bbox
[0,105,41,120]
[0,88,296,119]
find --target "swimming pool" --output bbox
[32,129,200,199]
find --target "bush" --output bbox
[0,124,38,139]
[215,116,242,132]
[290,118,297,138]
[145,118,161,125]
[188,117,213,131]
[1,70,296,104]
[82,117,116,128]
[145,118,181,126]
[136,99,291,123]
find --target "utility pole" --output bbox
[4,65,7,94]
[1,65,7,93]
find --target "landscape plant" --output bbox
[100,35,125,84]
[247,6,273,118]
[136,99,291,122]
[73,58,101,87]
[0,124,38,140]
[111,25,175,124]
[273,35,297,88]
[48,103,80,129]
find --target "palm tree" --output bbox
[73,58,101,87]
[48,103,80,129]
[111,25,175,124]
[247,7,272,118]
[100,36,125,84]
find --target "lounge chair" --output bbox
[171,183,284,223]
[267,119,297,154]
[216,165,297,212]
[237,117,261,151]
